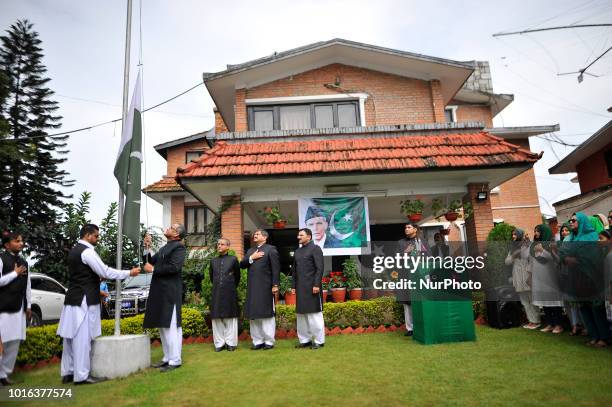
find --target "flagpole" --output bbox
[115,0,133,336]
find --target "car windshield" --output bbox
[122,274,152,289]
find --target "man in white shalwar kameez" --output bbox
[0,231,31,386]
[57,224,139,385]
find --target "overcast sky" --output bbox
[1,0,611,227]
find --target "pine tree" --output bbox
[0,19,73,255]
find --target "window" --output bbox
[31,277,65,294]
[248,101,360,131]
[444,106,457,123]
[605,149,612,178]
[185,151,203,163]
[185,205,214,246]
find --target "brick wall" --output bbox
[166,140,209,176]
[214,108,229,134]
[490,138,543,233]
[221,195,244,258]
[576,141,612,193]
[233,63,438,131]
[171,196,185,225]
[463,182,493,254]
[453,103,493,127]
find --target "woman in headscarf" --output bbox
[557,223,584,336]
[597,230,612,330]
[559,212,608,347]
[594,213,609,232]
[590,215,604,234]
[506,228,540,329]
[531,224,564,333]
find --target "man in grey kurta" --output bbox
[292,228,325,349]
[239,229,280,350]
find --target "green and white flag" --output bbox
[299,197,371,256]
[113,72,142,246]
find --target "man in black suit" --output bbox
[239,229,280,350]
[291,228,325,350]
[143,224,187,372]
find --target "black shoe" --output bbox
[405,331,413,337]
[74,376,106,385]
[250,344,264,350]
[151,360,169,368]
[160,364,181,373]
[263,344,274,350]
[1,377,18,386]
[311,343,325,350]
[226,346,237,352]
[61,374,74,384]
[215,346,225,352]
[295,341,312,348]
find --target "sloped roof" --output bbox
[143,177,183,193]
[177,131,540,179]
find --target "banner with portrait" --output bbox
[298,196,371,256]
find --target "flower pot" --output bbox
[283,291,296,305]
[322,290,328,303]
[331,287,346,303]
[349,288,362,301]
[440,228,450,236]
[444,212,459,222]
[273,220,287,229]
[408,213,422,222]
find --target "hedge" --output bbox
[17,307,207,365]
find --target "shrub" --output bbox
[484,222,516,289]
[275,296,403,330]
[17,307,208,365]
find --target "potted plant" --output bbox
[258,206,291,229]
[400,199,424,222]
[342,258,362,301]
[329,271,346,303]
[279,273,295,305]
[321,277,330,303]
[431,198,463,221]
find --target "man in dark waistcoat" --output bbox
[209,238,241,352]
[56,224,139,385]
[291,228,325,350]
[239,229,280,350]
[143,223,187,372]
[396,222,429,337]
[0,231,30,386]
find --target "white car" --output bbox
[29,272,67,327]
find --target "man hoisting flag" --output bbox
[114,71,143,247]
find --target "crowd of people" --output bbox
[506,210,612,348]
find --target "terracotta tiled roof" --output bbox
[177,132,541,179]
[143,177,183,193]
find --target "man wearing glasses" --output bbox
[143,224,187,371]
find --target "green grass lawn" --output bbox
[5,326,612,406]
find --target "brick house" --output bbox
[144,39,555,260]
[549,119,612,222]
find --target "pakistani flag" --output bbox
[113,72,142,246]
[299,197,371,256]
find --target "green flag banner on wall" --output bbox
[298,197,371,256]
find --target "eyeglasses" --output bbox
[568,219,577,223]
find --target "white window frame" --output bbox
[245,93,368,127]
[444,105,458,123]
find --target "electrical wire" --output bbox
[0,81,205,142]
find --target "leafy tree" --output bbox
[0,19,73,256]
[483,222,516,289]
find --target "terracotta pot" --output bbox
[273,220,287,229]
[444,212,459,222]
[331,287,346,303]
[408,213,422,222]
[349,288,362,301]
[322,290,328,303]
[284,291,296,305]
